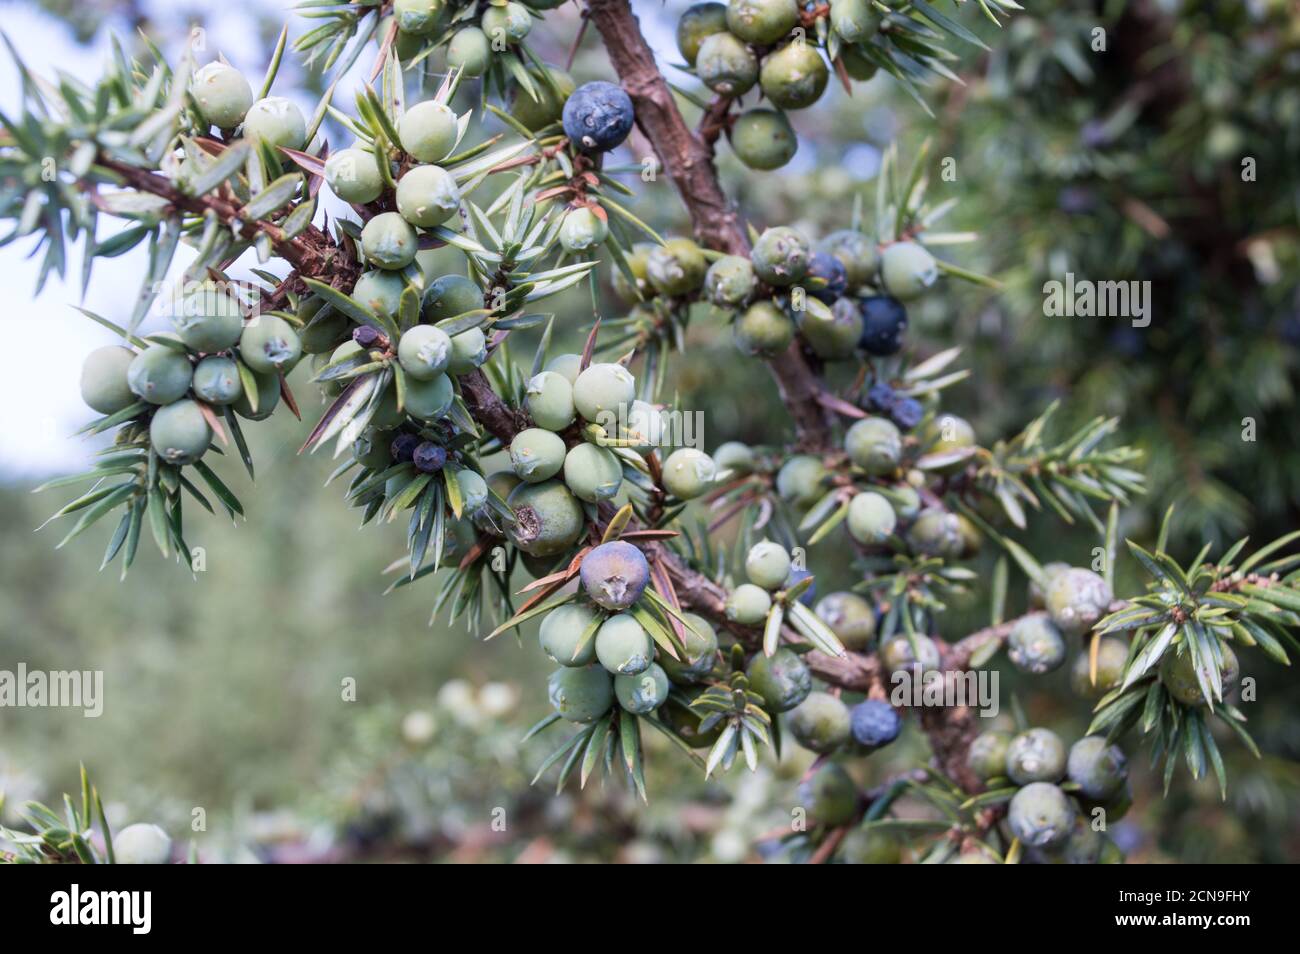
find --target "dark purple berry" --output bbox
[390,432,420,463]
[413,441,447,473]
[849,699,902,749]
[859,295,908,356]
[866,382,896,412]
[353,325,381,349]
[889,397,923,431]
[561,81,635,153]
[805,251,848,303]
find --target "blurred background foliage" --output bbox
[2,0,1299,862]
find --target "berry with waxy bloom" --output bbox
[1008,782,1074,850]
[361,212,418,270]
[751,226,811,285]
[113,823,173,864]
[413,442,447,473]
[398,325,453,381]
[850,699,902,749]
[548,666,613,723]
[149,399,212,465]
[80,346,136,415]
[788,690,851,753]
[242,96,306,149]
[713,441,756,474]
[1159,641,1240,706]
[615,663,670,714]
[403,373,454,421]
[1007,613,1068,675]
[562,81,635,152]
[759,41,829,111]
[745,540,791,591]
[814,592,876,650]
[727,0,800,44]
[540,603,600,667]
[510,427,567,483]
[399,99,458,162]
[1067,736,1129,800]
[775,454,828,508]
[128,345,192,406]
[507,480,584,556]
[845,416,902,475]
[733,300,795,357]
[325,147,384,204]
[705,254,757,306]
[171,282,244,352]
[859,295,908,356]
[481,2,532,44]
[446,27,491,76]
[662,448,717,500]
[191,356,242,406]
[967,729,1013,782]
[677,2,729,65]
[696,31,758,96]
[847,491,896,545]
[595,613,654,675]
[879,241,938,300]
[1006,727,1067,785]
[558,206,609,252]
[241,316,302,374]
[563,442,622,502]
[646,238,707,295]
[580,541,651,611]
[1045,567,1114,637]
[730,108,797,170]
[572,362,636,422]
[191,62,253,129]
[726,583,772,625]
[395,165,461,227]
[746,646,812,711]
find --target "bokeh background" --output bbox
[2,0,1299,862]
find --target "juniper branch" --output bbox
[586,0,837,451]
[96,156,334,276]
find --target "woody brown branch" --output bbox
[698,95,734,154]
[97,156,339,277]
[586,0,837,451]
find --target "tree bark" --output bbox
[587,0,748,257]
[98,157,333,275]
[586,0,837,450]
